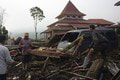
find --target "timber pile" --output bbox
[30,49,66,58]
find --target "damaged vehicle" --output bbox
[57,28,118,53]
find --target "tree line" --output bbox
[0,7,8,38]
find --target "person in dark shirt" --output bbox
[19,33,32,69]
[80,25,109,68]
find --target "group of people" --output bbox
[0,33,32,80]
[0,25,109,80]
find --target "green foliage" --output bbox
[0,25,8,39]
[0,7,8,38]
[2,26,8,35]
[30,6,45,21]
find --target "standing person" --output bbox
[19,33,33,70]
[80,25,109,68]
[0,34,14,80]
[15,37,22,45]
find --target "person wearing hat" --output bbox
[0,34,14,80]
[19,33,33,69]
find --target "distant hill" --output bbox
[10,32,45,39]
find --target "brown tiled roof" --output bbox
[55,32,67,35]
[115,1,120,6]
[44,24,90,33]
[41,29,51,33]
[56,1,86,19]
[50,26,61,30]
[105,24,120,28]
[52,25,74,30]
[86,19,114,25]
[47,18,86,27]
[71,24,89,29]
[59,25,73,30]
[57,18,86,24]
[44,19,114,33]
[43,25,74,33]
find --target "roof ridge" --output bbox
[56,1,85,19]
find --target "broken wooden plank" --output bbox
[62,36,84,53]
[111,70,120,80]
[30,50,66,58]
[106,60,119,76]
[73,35,84,56]
[41,57,49,72]
[63,71,96,80]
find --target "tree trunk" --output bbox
[34,16,38,40]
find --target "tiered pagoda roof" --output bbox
[56,0,86,19]
[43,0,114,37]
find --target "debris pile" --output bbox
[7,36,120,80]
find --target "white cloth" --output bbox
[0,44,14,74]
[81,54,91,68]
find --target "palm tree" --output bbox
[30,6,45,40]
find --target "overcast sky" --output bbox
[0,0,120,34]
